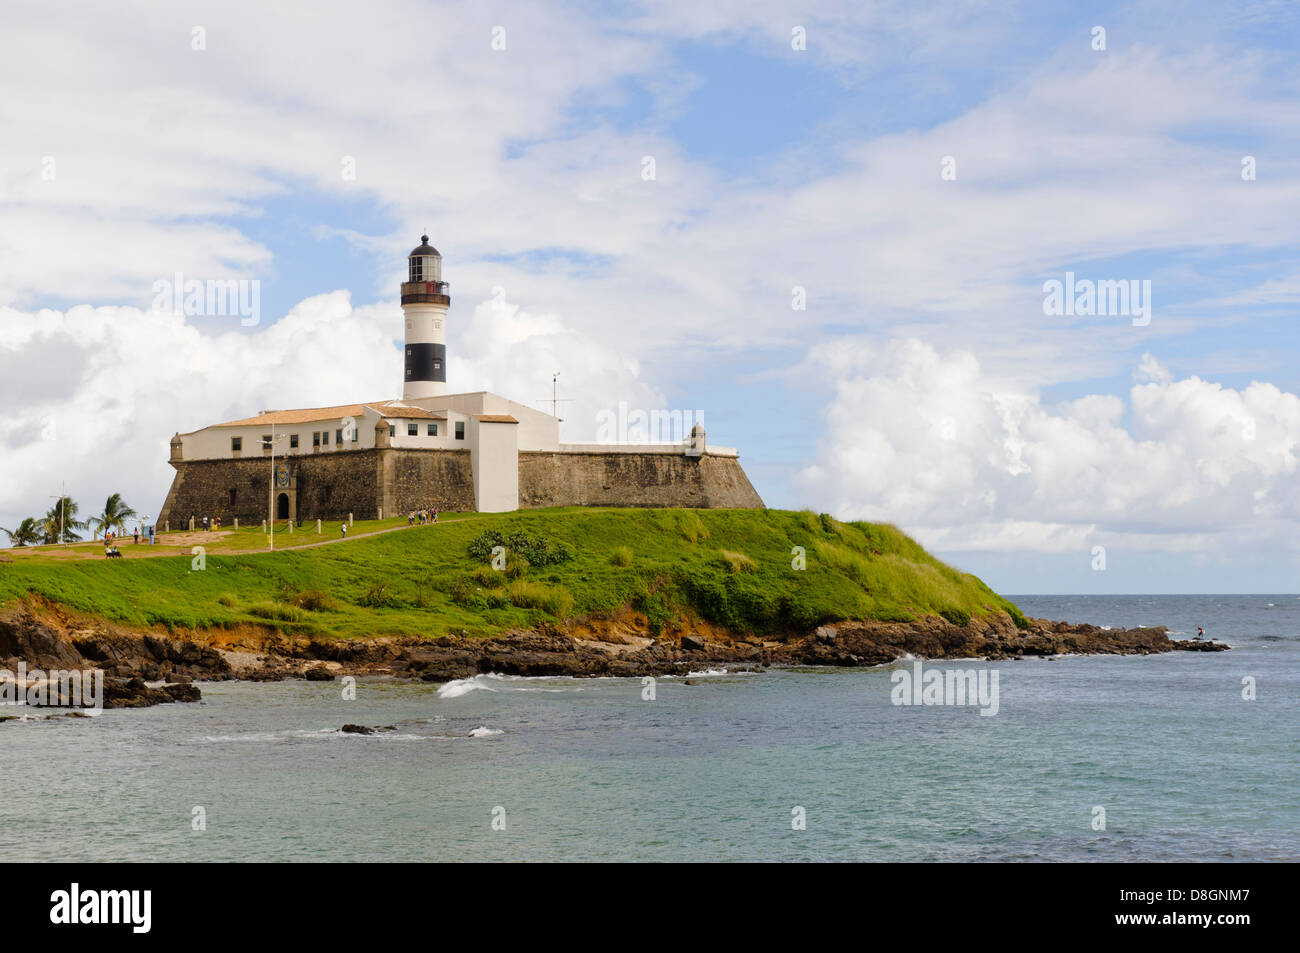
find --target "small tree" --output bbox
[0,517,43,547]
[88,493,138,539]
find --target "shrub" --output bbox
[610,545,633,567]
[216,593,237,608]
[292,589,337,612]
[247,602,303,623]
[505,580,574,618]
[939,607,971,627]
[472,565,505,588]
[357,583,404,609]
[505,553,530,579]
[467,530,573,567]
[717,549,756,573]
[448,575,475,606]
[632,590,671,637]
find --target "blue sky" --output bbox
[3,0,1300,593]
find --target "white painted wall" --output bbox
[468,417,519,512]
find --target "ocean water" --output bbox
[3,594,1296,862]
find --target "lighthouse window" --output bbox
[231,437,242,452]
[455,421,465,440]
[427,423,437,436]
[410,259,422,281]
[434,361,442,370]
[407,423,418,436]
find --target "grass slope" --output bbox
[0,508,1026,640]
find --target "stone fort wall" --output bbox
[158,448,762,525]
[517,451,763,509]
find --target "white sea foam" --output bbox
[436,676,495,699]
[469,726,503,737]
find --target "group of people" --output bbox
[104,523,153,556]
[408,507,439,526]
[201,515,223,531]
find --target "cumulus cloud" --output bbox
[794,339,1300,552]
[0,292,654,532]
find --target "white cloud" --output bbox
[794,338,1300,552]
[0,291,654,532]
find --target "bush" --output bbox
[610,545,633,567]
[291,589,337,612]
[632,589,671,637]
[939,607,971,627]
[357,583,404,609]
[248,602,303,623]
[216,593,237,608]
[448,575,475,605]
[467,530,574,567]
[717,549,756,574]
[472,565,505,588]
[505,580,574,618]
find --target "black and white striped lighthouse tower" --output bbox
[402,235,450,399]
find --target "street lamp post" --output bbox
[262,425,287,551]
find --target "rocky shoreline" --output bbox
[0,600,1228,711]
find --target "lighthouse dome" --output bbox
[409,235,441,258]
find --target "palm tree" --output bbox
[41,496,86,544]
[88,493,137,540]
[0,517,43,547]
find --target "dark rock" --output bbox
[303,666,335,681]
[340,724,375,735]
[680,635,707,652]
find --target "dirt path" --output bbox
[3,516,480,562]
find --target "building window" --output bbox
[290,433,299,449]
[231,437,242,452]
[408,422,418,436]
[313,432,320,447]
[336,428,343,445]
[455,421,465,440]
[323,430,330,446]
[228,488,237,506]
[427,423,437,436]
[389,425,396,437]
[351,427,358,443]
[434,361,442,371]
[261,434,271,451]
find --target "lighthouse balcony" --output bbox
[401,281,450,305]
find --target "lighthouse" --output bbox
[402,235,450,399]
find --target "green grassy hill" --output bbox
[0,508,1026,640]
